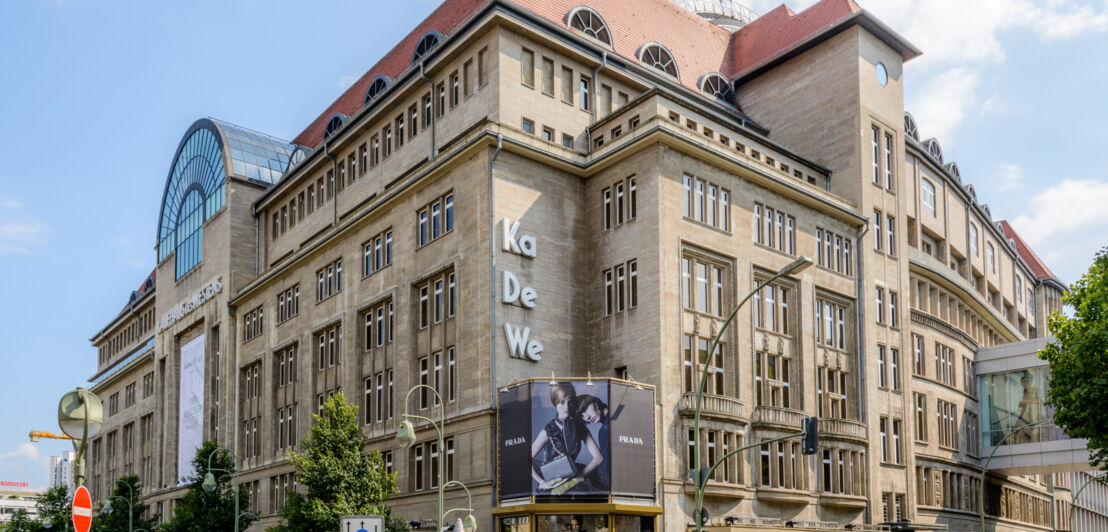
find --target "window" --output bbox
[520,48,534,87]
[884,134,894,189]
[683,175,730,231]
[436,82,446,117]
[244,306,264,342]
[316,259,343,301]
[891,348,901,391]
[914,393,927,441]
[889,291,898,328]
[892,419,903,464]
[874,211,883,251]
[275,344,297,387]
[463,59,473,97]
[816,228,853,276]
[142,372,154,398]
[987,242,995,272]
[752,280,791,335]
[371,135,380,167]
[921,178,936,216]
[396,115,405,148]
[417,270,456,329]
[912,334,925,376]
[277,285,300,323]
[521,118,534,134]
[383,126,392,158]
[970,223,979,256]
[638,43,677,77]
[964,410,980,456]
[815,297,850,352]
[418,193,454,246]
[886,214,896,255]
[579,76,591,111]
[363,299,395,350]
[602,176,637,230]
[876,286,885,324]
[682,333,724,394]
[754,347,793,408]
[363,229,393,276]
[937,399,958,449]
[315,323,342,370]
[872,127,880,184]
[878,345,887,388]
[935,342,955,386]
[567,7,612,45]
[753,203,795,254]
[124,383,136,408]
[541,57,554,95]
[817,365,849,419]
[562,133,573,148]
[542,126,554,142]
[880,417,889,462]
[450,71,459,107]
[561,66,573,105]
[603,259,637,315]
[682,253,728,317]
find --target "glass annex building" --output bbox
[84,0,1102,531]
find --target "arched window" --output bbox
[566,7,612,46]
[699,73,734,104]
[157,124,225,279]
[923,138,943,162]
[638,42,678,79]
[411,31,444,64]
[363,75,393,106]
[945,162,960,181]
[286,146,310,174]
[921,178,936,216]
[323,113,348,141]
[903,112,919,141]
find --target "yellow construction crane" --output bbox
[29,430,74,443]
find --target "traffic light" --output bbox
[802,416,818,455]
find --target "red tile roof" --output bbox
[725,0,860,79]
[117,268,157,316]
[999,220,1060,283]
[292,0,908,148]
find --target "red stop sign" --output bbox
[72,485,92,532]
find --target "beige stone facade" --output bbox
[86,0,1076,530]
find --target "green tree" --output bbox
[1041,247,1108,469]
[93,475,158,532]
[36,485,71,531]
[271,393,400,532]
[4,509,37,532]
[160,441,257,532]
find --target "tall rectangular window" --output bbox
[872,127,880,184]
[874,211,883,251]
[887,215,896,255]
[520,48,534,87]
[541,57,554,95]
[579,76,590,111]
[877,345,887,388]
[561,66,573,105]
[884,134,894,189]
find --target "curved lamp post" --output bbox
[58,388,103,488]
[101,478,137,532]
[396,385,477,532]
[201,447,245,532]
[691,257,812,531]
[978,417,1054,532]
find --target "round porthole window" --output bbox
[875,62,888,86]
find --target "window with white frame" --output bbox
[418,192,454,246]
[682,252,729,317]
[816,227,853,276]
[316,259,343,302]
[363,229,393,276]
[921,178,936,216]
[753,202,796,254]
[277,285,299,324]
[603,259,637,315]
[602,176,637,230]
[363,298,395,350]
[682,175,730,231]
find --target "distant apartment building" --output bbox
[49,451,75,495]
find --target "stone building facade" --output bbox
[85,0,1081,530]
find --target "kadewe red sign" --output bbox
[72,485,92,532]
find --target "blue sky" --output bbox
[1,0,1106,488]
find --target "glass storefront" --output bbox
[980,366,1066,446]
[500,514,654,532]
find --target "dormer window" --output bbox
[411,31,444,64]
[638,43,678,79]
[699,73,734,104]
[904,112,919,141]
[322,114,348,141]
[363,75,393,106]
[566,7,612,47]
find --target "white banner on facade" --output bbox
[177,334,205,485]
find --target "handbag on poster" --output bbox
[539,427,578,483]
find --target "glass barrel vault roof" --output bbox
[211,118,297,185]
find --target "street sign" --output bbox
[341,515,384,532]
[72,485,92,532]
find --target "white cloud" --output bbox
[0,197,50,255]
[1010,179,1108,246]
[0,443,44,464]
[910,67,979,144]
[995,163,1026,191]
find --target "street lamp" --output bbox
[691,256,813,531]
[101,478,137,532]
[978,417,1054,532]
[202,447,246,532]
[396,385,476,532]
[1070,472,1107,531]
[57,388,103,488]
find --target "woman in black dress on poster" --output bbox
[530,383,603,492]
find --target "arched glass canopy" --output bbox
[157,118,295,279]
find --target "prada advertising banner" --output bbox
[497,379,655,500]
